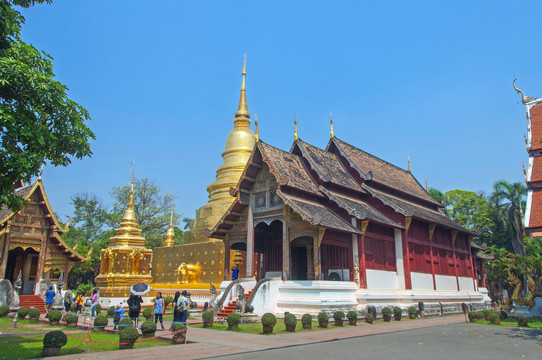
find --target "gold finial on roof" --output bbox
[330,112,334,139]
[523,162,528,182]
[164,202,176,247]
[255,112,259,143]
[524,133,528,146]
[425,177,428,191]
[38,164,44,180]
[294,113,298,141]
[408,155,411,172]
[234,54,250,122]
[128,167,135,208]
[513,76,537,104]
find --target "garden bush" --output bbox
[17,307,29,319]
[301,313,312,325]
[119,326,139,344]
[48,310,62,322]
[488,313,500,324]
[107,306,115,316]
[481,309,493,320]
[393,307,402,316]
[141,320,157,334]
[143,307,153,318]
[95,304,102,314]
[317,311,329,323]
[65,313,78,325]
[0,305,9,317]
[171,322,187,333]
[261,313,277,327]
[227,312,240,326]
[93,314,108,328]
[202,310,214,323]
[381,307,392,317]
[43,330,67,348]
[365,313,374,322]
[408,306,417,316]
[347,311,358,320]
[468,312,481,322]
[28,308,40,319]
[118,317,133,333]
[284,313,297,327]
[333,311,345,321]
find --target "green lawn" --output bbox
[471,317,542,329]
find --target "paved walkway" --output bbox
[55,315,467,360]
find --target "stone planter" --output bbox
[141,332,155,338]
[203,321,213,328]
[318,321,328,328]
[348,319,357,326]
[383,315,391,322]
[286,325,295,332]
[172,335,186,344]
[394,315,402,321]
[262,325,274,334]
[365,318,373,324]
[408,314,416,319]
[228,324,238,330]
[42,347,61,357]
[119,343,134,349]
[335,319,343,326]
[302,323,312,329]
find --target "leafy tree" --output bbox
[173,226,184,245]
[490,180,527,255]
[110,177,180,249]
[428,187,444,204]
[0,0,94,211]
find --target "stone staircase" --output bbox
[217,291,251,318]
[19,295,46,313]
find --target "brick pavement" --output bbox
[54,314,466,360]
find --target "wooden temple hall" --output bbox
[209,132,489,305]
[0,179,87,295]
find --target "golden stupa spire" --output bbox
[128,167,135,208]
[234,54,250,126]
[425,177,428,191]
[330,112,334,139]
[254,112,259,142]
[408,155,411,172]
[164,202,176,247]
[294,113,298,141]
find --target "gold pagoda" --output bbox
[95,171,153,297]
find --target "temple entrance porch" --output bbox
[6,247,39,295]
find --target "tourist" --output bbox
[64,287,74,313]
[44,286,55,315]
[88,288,99,320]
[75,293,84,316]
[127,293,143,326]
[172,291,181,322]
[176,290,189,323]
[231,264,239,280]
[113,303,125,330]
[154,292,165,330]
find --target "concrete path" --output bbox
[55,315,467,359]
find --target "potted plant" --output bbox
[365,313,374,324]
[163,295,173,311]
[107,306,115,317]
[48,310,62,326]
[29,308,41,322]
[0,305,9,317]
[347,311,358,326]
[227,312,240,330]
[170,322,187,344]
[488,313,500,325]
[408,306,417,319]
[143,307,153,321]
[92,314,108,331]
[141,321,157,338]
[468,311,481,323]
[517,315,528,327]
[42,330,67,357]
[284,313,297,332]
[381,307,392,322]
[202,310,214,327]
[261,313,277,334]
[65,313,78,328]
[17,307,29,320]
[301,313,312,329]
[118,317,134,334]
[333,311,345,326]
[119,326,139,349]
[318,311,329,328]
[393,307,402,321]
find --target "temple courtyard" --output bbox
[50,315,541,360]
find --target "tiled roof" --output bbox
[0,184,35,224]
[530,156,542,183]
[294,140,364,193]
[320,187,403,229]
[331,138,440,206]
[530,103,542,152]
[259,142,321,197]
[528,188,542,229]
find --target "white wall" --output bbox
[458,277,475,291]
[435,275,457,291]
[410,272,433,290]
[366,269,399,289]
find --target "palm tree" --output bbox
[490,180,527,256]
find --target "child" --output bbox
[75,293,84,316]
[113,303,125,330]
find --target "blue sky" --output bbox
[17,0,542,222]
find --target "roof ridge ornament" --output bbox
[425,177,428,191]
[408,155,411,172]
[523,161,528,182]
[294,112,298,141]
[513,76,537,104]
[330,112,334,139]
[255,112,259,143]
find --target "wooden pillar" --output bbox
[402,217,412,290]
[35,228,51,293]
[468,235,478,291]
[428,223,437,291]
[282,210,290,280]
[0,223,11,280]
[359,220,368,289]
[224,234,230,281]
[351,218,359,286]
[451,231,460,291]
[246,207,254,278]
[481,261,487,288]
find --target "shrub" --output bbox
[0,305,9,317]
[381,307,392,317]
[48,310,62,322]
[107,306,115,316]
[333,311,345,321]
[481,309,493,320]
[93,314,108,327]
[346,311,358,320]
[202,311,214,323]
[142,307,153,318]
[118,317,133,332]
[76,284,93,296]
[518,315,528,326]
[408,306,417,315]
[468,312,481,321]
[488,313,500,324]
[261,313,277,327]
[301,313,312,325]
[163,295,174,309]
[141,320,157,333]
[17,307,29,319]
[29,308,41,319]
[95,304,102,314]
[119,326,139,344]
[317,311,329,323]
[43,330,67,348]
[65,313,78,325]
[393,307,402,316]
[284,313,297,327]
[171,322,187,336]
[365,313,374,320]
[227,312,240,326]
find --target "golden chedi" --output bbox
[163,205,176,247]
[95,171,153,297]
[183,55,255,244]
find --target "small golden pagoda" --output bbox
[95,171,153,297]
[183,55,256,244]
[163,205,175,247]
